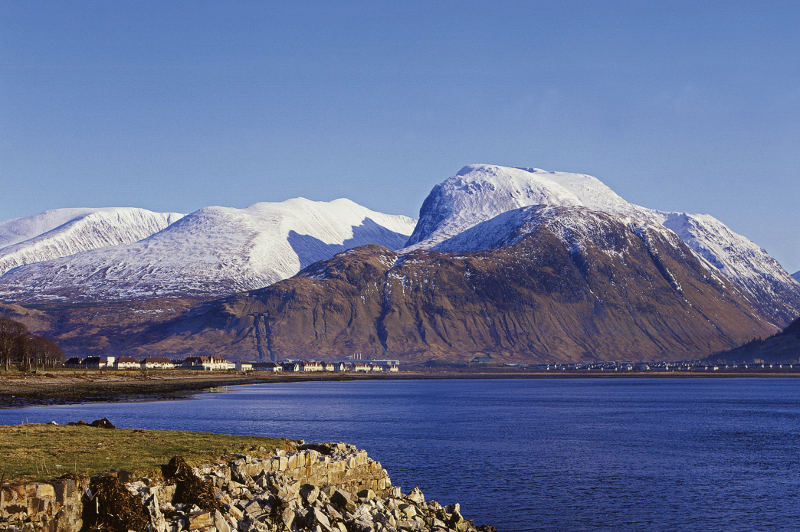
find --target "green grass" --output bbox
[0,424,296,483]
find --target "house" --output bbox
[142,357,176,370]
[371,359,400,372]
[369,364,384,372]
[334,362,348,372]
[252,362,283,372]
[282,362,301,372]
[235,362,253,372]
[83,356,110,369]
[301,361,324,372]
[182,356,235,371]
[323,362,335,372]
[353,362,371,372]
[64,357,83,368]
[115,356,140,370]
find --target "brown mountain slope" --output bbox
[124,208,776,363]
[708,317,800,364]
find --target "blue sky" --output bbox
[1,1,799,271]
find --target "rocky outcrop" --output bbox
[0,477,87,531]
[0,443,493,531]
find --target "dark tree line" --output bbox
[0,317,64,371]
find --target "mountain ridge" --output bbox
[0,198,415,302]
[0,207,183,276]
[405,164,800,326]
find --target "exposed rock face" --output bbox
[0,443,494,532]
[709,317,800,364]
[130,205,775,363]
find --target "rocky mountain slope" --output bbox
[0,199,415,302]
[117,205,775,363]
[709,317,800,364]
[0,207,183,276]
[406,165,800,327]
[794,271,800,282]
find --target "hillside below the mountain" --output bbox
[708,317,800,364]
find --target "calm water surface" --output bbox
[2,378,800,531]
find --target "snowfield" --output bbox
[0,198,415,301]
[0,207,183,276]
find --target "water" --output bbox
[3,378,800,530]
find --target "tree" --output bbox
[0,318,27,371]
[0,318,64,371]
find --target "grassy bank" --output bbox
[0,423,295,483]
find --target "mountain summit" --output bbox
[406,164,800,326]
[0,199,415,302]
[0,207,183,276]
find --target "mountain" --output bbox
[0,207,183,276]
[794,271,800,282]
[0,198,416,302]
[709,317,800,364]
[1,164,794,364]
[111,205,775,363]
[406,165,800,326]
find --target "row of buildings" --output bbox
[534,360,800,372]
[63,355,400,373]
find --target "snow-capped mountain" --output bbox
[794,271,800,282]
[0,207,183,276]
[122,204,774,363]
[0,198,415,302]
[406,164,800,326]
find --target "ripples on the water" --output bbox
[2,378,800,531]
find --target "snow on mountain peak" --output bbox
[405,164,800,326]
[0,207,183,276]
[0,198,416,302]
[406,164,641,248]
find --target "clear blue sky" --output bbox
[1,1,799,271]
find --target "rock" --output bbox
[225,503,244,520]
[89,418,116,429]
[399,503,417,519]
[213,509,231,532]
[357,488,376,500]
[187,511,213,530]
[406,487,425,505]
[348,517,374,532]
[312,507,332,531]
[280,507,295,529]
[300,483,320,505]
[330,488,356,512]
[145,494,168,532]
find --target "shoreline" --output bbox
[3,368,800,408]
[0,424,493,531]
